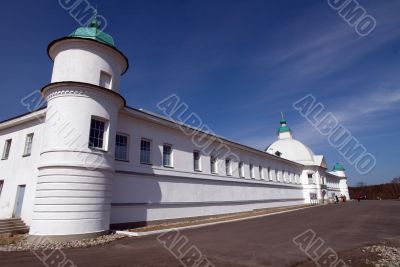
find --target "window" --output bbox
[115,134,129,161]
[2,139,11,160]
[0,180,3,198]
[225,159,232,176]
[210,156,217,174]
[277,170,282,182]
[259,166,264,180]
[140,139,152,164]
[163,144,173,167]
[275,151,282,157]
[193,151,201,171]
[239,162,244,178]
[99,71,112,89]
[266,167,271,181]
[23,133,34,156]
[295,174,300,184]
[308,173,314,184]
[250,164,255,179]
[89,118,106,150]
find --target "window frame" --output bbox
[22,133,34,157]
[210,155,217,174]
[225,158,232,176]
[99,70,112,89]
[115,133,130,162]
[2,139,12,160]
[266,167,271,181]
[308,173,314,184]
[278,170,283,182]
[140,138,152,165]
[162,144,173,168]
[193,150,201,172]
[239,161,245,178]
[250,164,255,179]
[88,117,109,151]
[295,174,300,184]
[0,180,4,198]
[284,171,288,183]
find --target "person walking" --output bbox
[335,195,339,204]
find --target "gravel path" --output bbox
[0,233,127,252]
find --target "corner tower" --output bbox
[332,163,350,200]
[29,19,129,240]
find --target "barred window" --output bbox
[115,134,129,161]
[140,139,152,164]
[163,144,172,167]
[89,119,106,149]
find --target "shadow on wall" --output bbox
[110,166,162,230]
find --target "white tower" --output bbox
[332,163,350,200]
[29,19,128,241]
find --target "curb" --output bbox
[116,205,316,237]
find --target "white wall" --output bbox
[111,110,305,224]
[0,117,44,225]
[0,106,350,230]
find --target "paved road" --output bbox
[1,201,399,267]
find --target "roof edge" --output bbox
[122,106,304,167]
[47,37,129,75]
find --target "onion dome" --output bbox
[277,113,291,134]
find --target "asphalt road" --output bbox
[1,201,399,267]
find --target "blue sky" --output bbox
[0,0,399,185]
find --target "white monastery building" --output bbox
[0,20,350,240]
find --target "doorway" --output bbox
[12,185,26,218]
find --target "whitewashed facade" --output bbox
[0,22,350,240]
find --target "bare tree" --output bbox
[392,177,400,184]
[356,182,367,187]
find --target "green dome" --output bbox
[69,18,115,46]
[277,115,291,134]
[332,163,345,172]
[278,125,291,134]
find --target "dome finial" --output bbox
[280,112,287,125]
[69,6,115,47]
[89,7,100,29]
[277,113,292,138]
